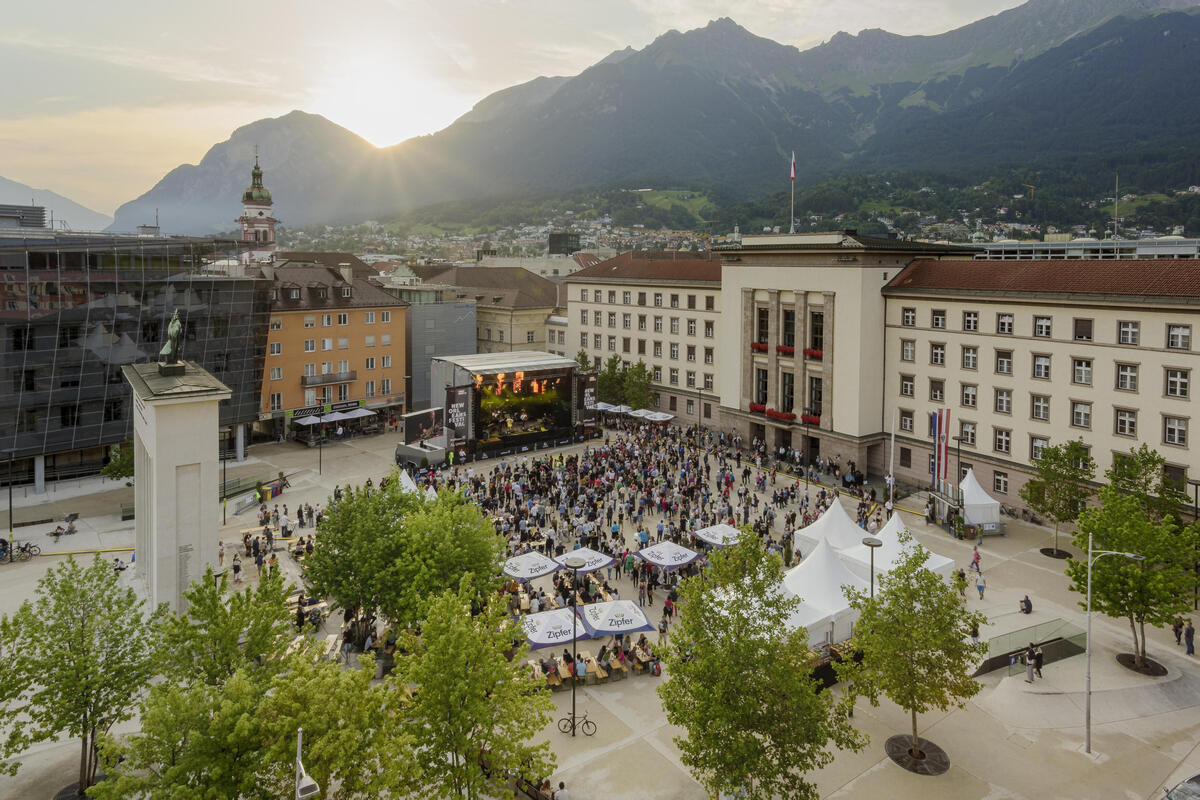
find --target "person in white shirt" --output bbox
[552,781,569,800]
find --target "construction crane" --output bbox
[1022,184,1037,198]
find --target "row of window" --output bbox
[269,355,394,380]
[578,288,716,311]
[268,334,393,355]
[581,310,715,338]
[481,328,557,344]
[581,333,714,363]
[898,405,1188,448]
[267,379,393,412]
[752,368,823,412]
[268,310,393,331]
[272,286,355,301]
[900,307,1191,350]
[755,308,824,350]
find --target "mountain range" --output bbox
[0,176,112,231]
[107,0,1200,234]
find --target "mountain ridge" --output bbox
[0,176,113,231]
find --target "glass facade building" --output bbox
[0,233,270,485]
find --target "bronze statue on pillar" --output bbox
[158,309,185,376]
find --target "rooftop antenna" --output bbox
[1113,171,1119,241]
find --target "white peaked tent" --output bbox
[960,468,1001,527]
[398,471,420,495]
[782,539,872,645]
[792,501,869,556]
[839,513,956,582]
[424,485,438,501]
[692,523,741,549]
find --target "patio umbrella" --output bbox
[611,405,633,414]
[503,551,562,582]
[553,547,614,573]
[645,411,674,422]
[322,411,349,422]
[291,416,323,426]
[636,541,701,570]
[627,409,653,418]
[578,600,655,638]
[693,523,741,549]
[344,407,376,419]
[521,608,590,649]
[593,401,615,411]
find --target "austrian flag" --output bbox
[790,151,796,181]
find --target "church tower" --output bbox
[236,154,278,264]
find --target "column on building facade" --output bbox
[740,288,754,409]
[235,423,246,461]
[33,455,44,494]
[766,290,780,413]
[821,291,835,431]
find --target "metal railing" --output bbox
[300,371,356,387]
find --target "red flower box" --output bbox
[803,347,823,360]
[765,408,797,421]
[776,345,795,355]
[748,402,766,413]
[801,412,821,425]
[750,342,768,353]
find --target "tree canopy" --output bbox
[658,536,863,799]
[1018,438,1095,554]
[100,440,134,483]
[597,354,626,404]
[1106,443,1189,523]
[836,535,987,759]
[574,348,592,371]
[623,359,655,410]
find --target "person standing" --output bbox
[658,612,670,646]
[976,572,986,600]
[232,555,243,584]
[1034,645,1044,679]
[1186,620,1195,656]
[1174,618,1184,646]
[970,545,981,573]
[1024,644,1036,683]
[217,540,225,567]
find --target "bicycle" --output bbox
[556,711,596,736]
[12,541,41,561]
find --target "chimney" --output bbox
[338,264,354,284]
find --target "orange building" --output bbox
[258,262,408,437]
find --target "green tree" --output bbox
[837,536,987,761]
[156,567,294,685]
[574,348,592,371]
[401,582,555,798]
[623,359,655,410]
[1066,485,1200,669]
[100,440,134,483]
[658,536,863,799]
[0,556,162,794]
[596,353,626,404]
[306,485,505,641]
[1106,444,1189,523]
[1018,438,1095,556]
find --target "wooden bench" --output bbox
[285,635,307,656]
[322,633,340,661]
[608,658,628,680]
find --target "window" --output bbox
[337,384,349,402]
[341,287,352,298]
[269,317,281,331]
[365,357,376,370]
[654,316,663,333]
[782,310,795,347]
[995,350,1012,374]
[525,330,535,343]
[580,310,588,326]
[269,342,282,356]
[304,389,316,406]
[1032,354,1051,379]
[321,313,333,327]
[653,366,662,382]
[929,379,945,402]
[270,366,282,380]
[638,315,647,331]
[1119,320,1139,345]
[654,293,662,307]
[930,343,945,365]
[1168,324,1192,350]
[608,312,616,328]
[1165,416,1188,446]
[670,343,679,360]
[780,372,795,412]
[638,292,647,306]
[269,393,282,412]
[303,315,315,328]
[365,380,376,398]
[704,373,713,391]
[381,311,391,323]
[961,346,977,370]
[653,342,662,357]
[304,363,316,378]
[900,410,913,432]
[321,338,333,351]
[670,294,680,308]
[1030,436,1048,461]
[1167,369,1190,398]
[1072,401,1092,428]
[608,291,616,304]
[1034,316,1052,337]
[931,309,946,329]
[962,311,978,331]
[1073,358,1092,385]
[996,313,1014,334]
[901,307,916,326]
[670,318,679,335]
[594,311,602,326]
[338,359,349,373]
[622,337,630,353]
[669,396,677,411]
[901,340,915,361]
[638,340,646,355]
[337,337,349,350]
[810,311,824,351]
[961,384,977,408]
[686,371,696,388]
[580,332,588,347]
[754,368,768,404]
[303,339,315,353]
[382,355,392,368]
[704,320,714,338]
[1115,409,1138,437]
[900,447,912,468]
[995,389,1012,414]
[580,289,588,302]
[608,336,616,351]
[1117,363,1139,391]
[706,295,715,311]
[381,378,393,394]
[687,319,696,336]
[704,347,713,364]
[900,375,914,397]
[103,400,123,422]
[959,421,976,446]
[1073,318,1092,341]
[593,290,602,303]
[623,291,631,305]
[365,335,376,347]
[498,330,504,343]
[687,345,696,362]
[994,471,1009,494]
[1031,395,1050,421]
[994,428,1011,454]
[670,368,679,386]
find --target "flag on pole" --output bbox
[929,408,951,485]
[790,151,796,181]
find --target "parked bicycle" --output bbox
[557,711,596,736]
[11,541,41,561]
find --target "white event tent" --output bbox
[781,539,871,646]
[692,523,741,549]
[839,513,956,582]
[960,468,1001,527]
[792,501,870,557]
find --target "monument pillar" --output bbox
[123,360,230,611]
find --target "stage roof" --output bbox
[433,351,579,375]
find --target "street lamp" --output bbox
[862,536,882,599]
[1188,478,1199,611]
[801,406,816,498]
[1084,531,1143,754]
[564,555,586,737]
[295,727,319,799]
[5,450,12,564]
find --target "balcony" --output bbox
[301,370,357,387]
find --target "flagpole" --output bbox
[789,151,796,234]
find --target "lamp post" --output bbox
[862,536,882,599]
[564,555,586,737]
[295,727,319,798]
[801,405,815,498]
[1085,531,1143,754]
[1189,478,1200,611]
[6,450,12,564]
[318,419,324,476]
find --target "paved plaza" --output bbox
[2,429,1199,799]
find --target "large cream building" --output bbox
[882,258,1200,501]
[566,252,722,423]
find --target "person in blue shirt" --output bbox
[574,655,587,678]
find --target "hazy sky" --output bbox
[0,0,1021,214]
